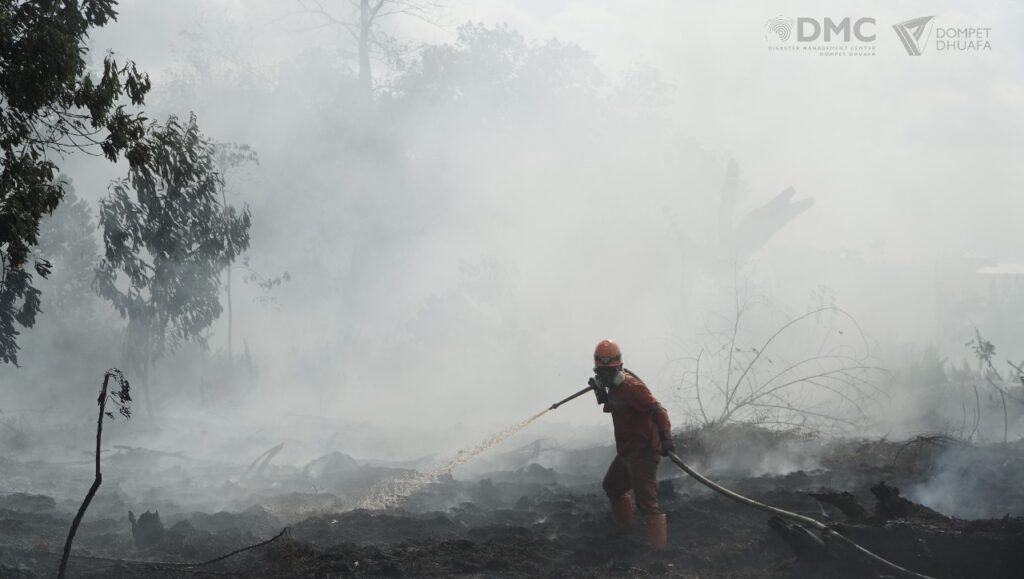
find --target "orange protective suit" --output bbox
[601,369,672,515]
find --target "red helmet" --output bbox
[594,339,622,367]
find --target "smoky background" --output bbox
[2,0,1022,478]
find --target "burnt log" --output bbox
[808,490,868,522]
[871,481,948,522]
[128,510,165,549]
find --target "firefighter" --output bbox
[591,339,674,549]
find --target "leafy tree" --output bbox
[1,0,152,364]
[95,114,251,413]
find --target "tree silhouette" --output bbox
[95,115,251,414]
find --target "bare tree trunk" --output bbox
[983,368,1009,444]
[226,266,233,358]
[140,362,153,418]
[57,374,112,579]
[358,0,373,99]
[997,385,1008,444]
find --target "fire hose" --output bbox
[550,384,934,579]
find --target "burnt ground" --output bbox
[1,426,1023,577]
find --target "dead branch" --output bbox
[246,442,285,476]
[57,369,131,579]
[692,349,708,424]
[969,328,1014,443]
[970,381,982,441]
[185,526,291,568]
[892,433,963,466]
[1008,360,1024,388]
[28,527,290,574]
[677,279,884,434]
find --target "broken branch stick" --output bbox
[25,527,289,573]
[57,370,131,579]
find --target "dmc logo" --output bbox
[765,15,878,57]
[797,17,876,42]
[893,16,935,55]
[765,16,795,42]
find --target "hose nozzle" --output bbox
[549,384,595,410]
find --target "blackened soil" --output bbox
[3,481,1021,578]
[3,433,1024,577]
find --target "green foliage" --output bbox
[0,0,152,364]
[95,114,251,374]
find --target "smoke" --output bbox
[907,442,1024,519]
[1,0,1022,483]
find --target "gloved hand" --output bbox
[590,377,608,405]
[659,434,676,457]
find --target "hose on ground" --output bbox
[665,451,934,579]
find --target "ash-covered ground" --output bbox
[1,422,1023,578]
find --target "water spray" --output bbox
[358,407,554,509]
[358,385,598,509]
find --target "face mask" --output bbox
[594,366,624,387]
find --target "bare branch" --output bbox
[693,349,708,425]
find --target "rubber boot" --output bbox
[609,495,635,532]
[645,513,667,549]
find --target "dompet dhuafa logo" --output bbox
[893,16,935,56]
[893,15,993,55]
